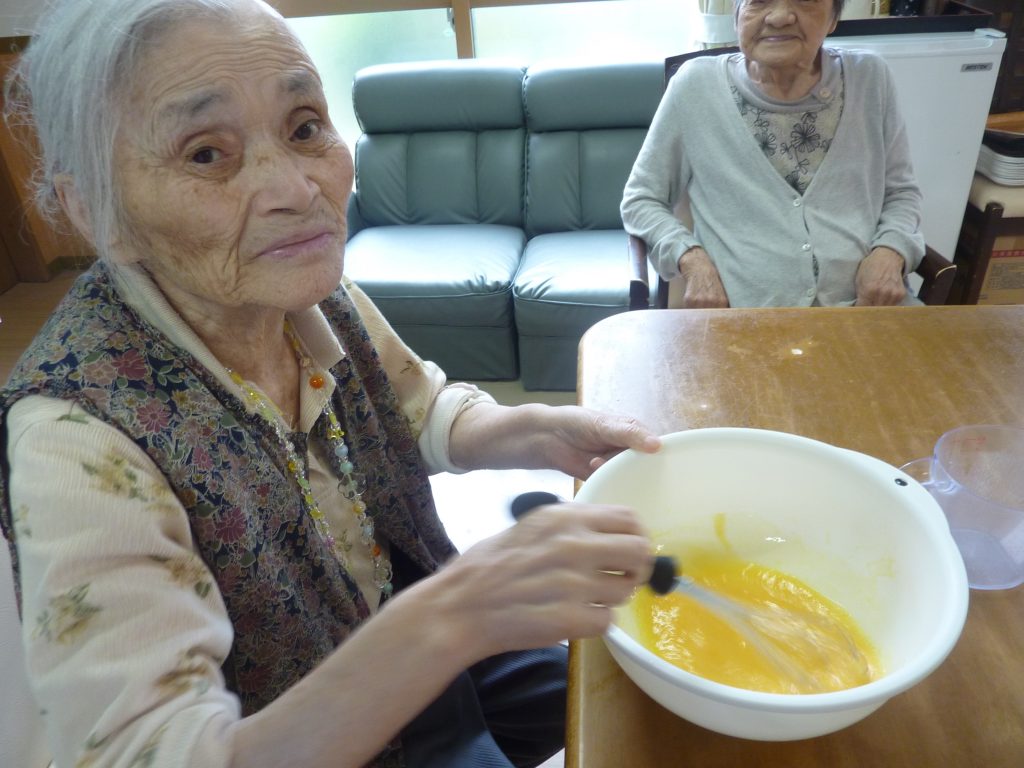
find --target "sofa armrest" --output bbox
[628,234,651,311]
[346,194,369,240]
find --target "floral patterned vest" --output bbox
[0,263,457,735]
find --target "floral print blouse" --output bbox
[3,264,493,768]
[726,50,846,282]
[729,51,846,196]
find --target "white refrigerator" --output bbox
[826,28,1007,262]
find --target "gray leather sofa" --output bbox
[344,59,662,390]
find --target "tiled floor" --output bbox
[1,273,574,767]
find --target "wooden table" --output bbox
[572,305,1024,768]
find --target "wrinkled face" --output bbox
[737,0,839,72]
[112,5,352,315]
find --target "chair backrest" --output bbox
[522,61,663,238]
[1,540,51,767]
[351,60,527,230]
[664,46,739,83]
[952,199,1024,304]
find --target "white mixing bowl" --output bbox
[575,428,969,741]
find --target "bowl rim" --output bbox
[584,427,970,713]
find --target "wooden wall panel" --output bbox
[0,38,93,283]
[0,238,18,294]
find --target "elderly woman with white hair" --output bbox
[0,1,662,766]
[622,0,925,308]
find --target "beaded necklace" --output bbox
[226,321,393,598]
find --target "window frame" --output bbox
[271,0,614,57]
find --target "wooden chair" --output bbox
[950,199,1024,304]
[627,47,956,309]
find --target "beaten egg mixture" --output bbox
[630,548,881,694]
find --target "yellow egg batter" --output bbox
[631,549,882,695]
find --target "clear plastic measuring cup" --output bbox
[902,425,1024,590]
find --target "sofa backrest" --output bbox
[522,61,663,238]
[351,60,527,229]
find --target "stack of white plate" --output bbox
[976,130,1024,186]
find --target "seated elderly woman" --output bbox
[621,0,925,308]
[0,1,661,766]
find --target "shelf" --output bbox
[832,1,993,36]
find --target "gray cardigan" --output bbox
[621,48,925,307]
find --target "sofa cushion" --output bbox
[523,61,663,133]
[523,61,663,237]
[513,61,663,389]
[345,224,525,380]
[354,61,526,134]
[513,230,633,390]
[525,128,649,235]
[352,61,527,230]
[346,224,524,324]
[354,130,525,227]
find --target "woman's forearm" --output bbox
[447,402,662,479]
[228,575,480,768]
[228,489,654,767]
[447,402,553,472]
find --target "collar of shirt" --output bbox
[727,47,843,113]
[109,262,345,433]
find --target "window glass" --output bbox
[287,10,457,150]
[472,0,702,63]
[288,2,716,154]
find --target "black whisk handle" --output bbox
[649,555,679,595]
[509,491,563,521]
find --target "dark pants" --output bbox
[399,645,568,768]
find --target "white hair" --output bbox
[734,0,845,20]
[3,0,265,256]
